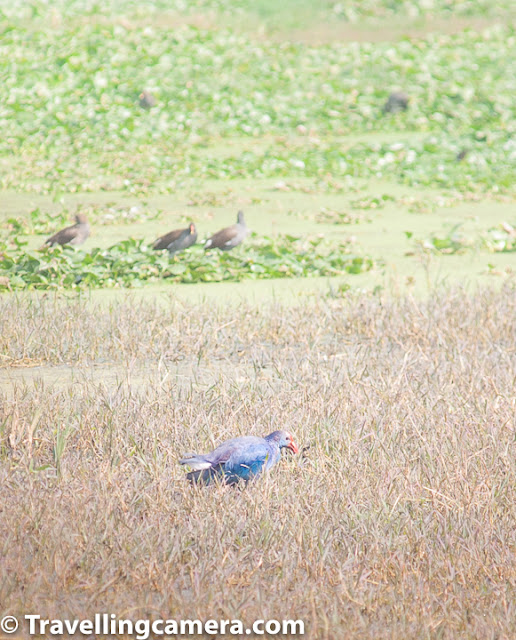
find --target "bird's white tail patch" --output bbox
[180,458,212,471]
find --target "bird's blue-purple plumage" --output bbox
[180,430,291,485]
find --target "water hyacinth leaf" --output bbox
[0,234,374,290]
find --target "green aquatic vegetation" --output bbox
[411,220,516,255]
[0,17,514,194]
[316,208,370,225]
[1,209,70,237]
[2,0,514,23]
[90,205,162,225]
[350,195,395,210]
[180,133,514,193]
[482,222,516,252]
[186,189,237,208]
[1,205,162,240]
[0,235,373,291]
[419,223,476,254]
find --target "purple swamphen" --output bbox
[180,430,299,485]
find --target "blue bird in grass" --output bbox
[180,430,299,485]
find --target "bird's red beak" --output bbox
[288,440,299,454]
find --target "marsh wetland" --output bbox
[1,1,515,638]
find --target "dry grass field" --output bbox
[1,286,515,639]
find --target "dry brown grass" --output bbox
[1,287,515,639]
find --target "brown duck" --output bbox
[43,213,90,247]
[152,222,197,255]
[204,211,248,251]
